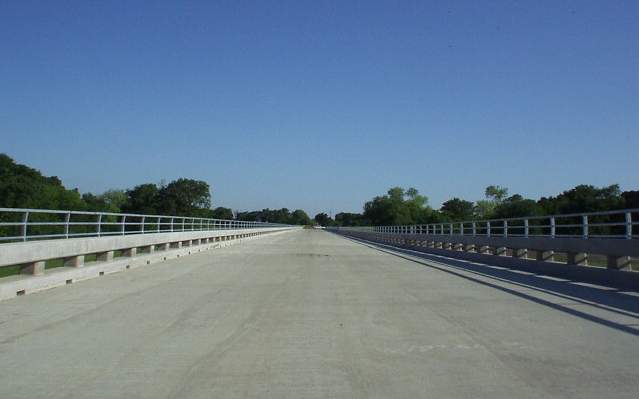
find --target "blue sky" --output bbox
[2,1,637,216]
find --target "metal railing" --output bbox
[333,208,639,240]
[0,208,291,242]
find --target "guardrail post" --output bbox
[64,255,85,267]
[513,248,527,259]
[607,255,631,271]
[472,222,476,236]
[21,211,29,241]
[121,216,126,235]
[97,214,102,237]
[20,261,46,276]
[626,212,632,239]
[141,216,145,234]
[64,212,70,239]
[524,219,529,238]
[157,217,161,233]
[567,252,588,266]
[449,223,453,236]
[503,220,508,237]
[487,221,491,237]
[550,217,556,238]
[582,215,588,239]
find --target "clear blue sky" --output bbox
[2,1,638,216]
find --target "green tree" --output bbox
[364,187,432,225]
[211,207,234,220]
[123,184,160,215]
[314,212,332,226]
[290,209,311,225]
[440,198,474,221]
[157,178,212,216]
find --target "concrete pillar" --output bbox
[464,244,475,252]
[513,248,528,259]
[122,248,137,257]
[64,255,85,267]
[147,245,155,253]
[192,239,200,246]
[173,241,182,249]
[607,255,631,271]
[443,242,452,250]
[158,243,170,251]
[567,252,588,266]
[21,261,46,276]
[536,250,554,262]
[454,243,463,251]
[479,245,491,254]
[495,247,508,256]
[97,251,114,262]
[182,240,191,247]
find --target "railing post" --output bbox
[626,212,632,239]
[157,217,161,233]
[582,215,588,239]
[121,215,126,235]
[97,214,102,237]
[170,217,174,232]
[21,211,29,241]
[64,212,70,239]
[449,223,453,236]
[472,222,476,237]
[487,221,491,237]
[141,216,145,234]
[503,220,508,238]
[550,217,556,238]
[524,219,529,238]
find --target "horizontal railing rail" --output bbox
[0,208,291,243]
[332,208,639,240]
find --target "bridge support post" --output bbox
[64,255,85,267]
[567,252,588,266]
[122,248,137,257]
[496,247,508,256]
[479,245,491,254]
[443,242,452,250]
[454,243,463,251]
[97,251,114,262]
[464,244,475,252]
[607,255,631,271]
[513,248,528,259]
[536,250,554,262]
[21,261,46,276]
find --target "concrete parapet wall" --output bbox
[332,230,639,290]
[0,227,299,301]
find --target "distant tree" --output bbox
[123,184,160,215]
[364,187,433,225]
[290,209,311,225]
[157,178,212,216]
[0,153,85,210]
[440,198,474,221]
[622,190,639,209]
[334,212,366,226]
[82,189,127,213]
[538,184,624,215]
[485,185,508,202]
[492,194,543,219]
[314,212,332,226]
[211,207,234,220]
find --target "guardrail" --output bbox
[329,209,639,279]
[335,208,638,239]
[0,208,290,242]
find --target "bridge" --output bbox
[1,208,638,398]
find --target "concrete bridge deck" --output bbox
[1,230,638,398]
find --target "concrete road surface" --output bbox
[1,230,638,398]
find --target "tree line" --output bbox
[0,154,311,225]
[313,185,639,227]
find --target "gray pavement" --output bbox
[1,229,638,398]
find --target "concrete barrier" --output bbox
[0,227,299,301]
[330,229,639,290]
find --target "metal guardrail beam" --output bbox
[332,208,639,240]
[0,208,292,242]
